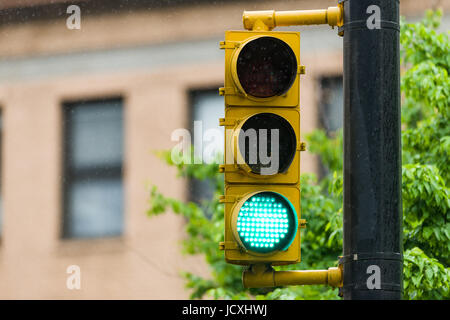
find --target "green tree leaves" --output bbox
[404,247,450,299]
[400,9,450,299]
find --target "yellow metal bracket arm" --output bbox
[243,263,343,289]
[243,3,343,32]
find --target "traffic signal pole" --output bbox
[342,0,402,299]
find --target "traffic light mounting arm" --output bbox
[243,3,343,32]
[243,264,343,288]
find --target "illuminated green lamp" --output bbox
[235,191,298,254]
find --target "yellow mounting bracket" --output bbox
[242,2,343,33]
[243,263,343,288]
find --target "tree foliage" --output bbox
[147,10,449,300]
[400,10,449,299]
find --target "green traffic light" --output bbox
[236,191,298,253]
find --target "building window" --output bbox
[189,89,224,208]
[63,98,124,238]
[317,76,343,178]
[319,76,343,134]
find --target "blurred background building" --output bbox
[0,0,447,299]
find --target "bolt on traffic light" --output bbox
[219,30,306,266]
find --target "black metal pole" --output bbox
[342,0,402,299]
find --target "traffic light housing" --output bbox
[219,31,305,266]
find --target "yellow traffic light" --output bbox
[219,30,305,266]
[216,4,344,290]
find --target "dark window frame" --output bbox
[187,88,223,216]
[61,97,124,239]
[318,75,343,135]
[317,75,343,179]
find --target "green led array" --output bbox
[236,192,296,253]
